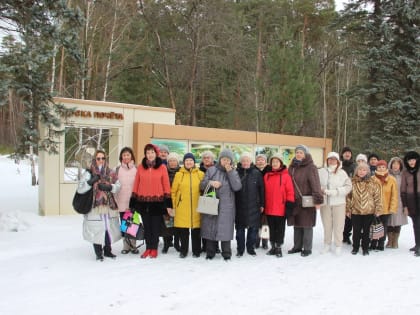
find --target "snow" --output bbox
[0,155,419,315]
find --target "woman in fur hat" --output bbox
[400,151,420,256]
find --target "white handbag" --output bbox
[197,183,219,216]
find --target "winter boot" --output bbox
[93,244,104,261]
[262,239,268,250]
[162,238,171,254]
[321,244,330,254]
[393,232,400,249]
[266,242,276,255]
[274,243,283,258]
[104,245,116,259]
[385,232,393,248]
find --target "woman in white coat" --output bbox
[78,150,121,261]
[318,152,352,255]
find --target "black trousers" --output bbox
[343,216,352,240]
[352,214,374,251]
[176,227,201,256]
[411,215,420,248]
[266,215,286,245]
[141,211,161,249]
[206,240,231,259]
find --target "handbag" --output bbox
[197,183,219,215]
[291,173,318,208]
[121,209,144,240]
[72,188,93,214]
[370,217,384,240]
[259,224,270,240]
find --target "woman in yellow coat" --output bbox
[171,153,205,258]
[371,160,398,251]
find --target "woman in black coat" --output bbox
[235,153,265,257]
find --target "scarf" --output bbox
[375,170,388,184]
[90,162,118,212]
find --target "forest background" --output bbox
[0,0,418,160]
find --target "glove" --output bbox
[325,189,338,196]
[285,201,295,217]
[98,183,112,192]
[87,174,100,185]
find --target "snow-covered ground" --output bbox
[0,155,419,315]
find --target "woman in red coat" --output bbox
[264,153,295,257]
[130,144,172,259]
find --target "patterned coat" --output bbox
[346,176,382,216]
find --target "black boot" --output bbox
[93,244,104,261]
[274,243,283,258]
[266,242,276,255]
[262,239,268,250]
[162,238,170,254]
[104,245,116,259]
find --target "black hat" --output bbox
[183,152,196,163]
[341,146,352,155]
[368,153,380,162]
[404,151,419,162]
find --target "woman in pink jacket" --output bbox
[114,147,138,254]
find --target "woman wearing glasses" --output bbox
[77,150,121,261]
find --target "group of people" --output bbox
[76,143,420,261]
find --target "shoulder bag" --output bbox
[197,183,219,215]
[291,174,315,208]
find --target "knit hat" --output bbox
[240,152,253,163]
[270,153,284,165]
[355,154,368,163]
[327,152,340,161]
[295,144,309,154]
[376,160,388,169]
[340,146,352,155]
[255,153,267,162]
[144,143,160,156]
[219,149,234,162]
[183,152,196,163]
[368,153,380,162]
[159,144,170,154]
[167,152,180,163]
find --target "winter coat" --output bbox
[78,163,121,245]
[373,171,398,215]
[341,159,356,177]
[400,164,420,217]
[131,157,172,216]
[288,154,323,228]
[235,164,265,228]
[346,176,382,216]
[114,161,137,212]
[264,166,294,217]
[200,164,242,241]
[318,166,352,206]
[388,157,408,226]
[171,166,204,228]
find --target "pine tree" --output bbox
[0,0,82,155]
[340,0,419,158]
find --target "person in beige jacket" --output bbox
[371,160,398,251]
[318,152,352,255]
[346,163,382,256]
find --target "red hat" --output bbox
[144,143,160,156]
[376,160,388,168]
